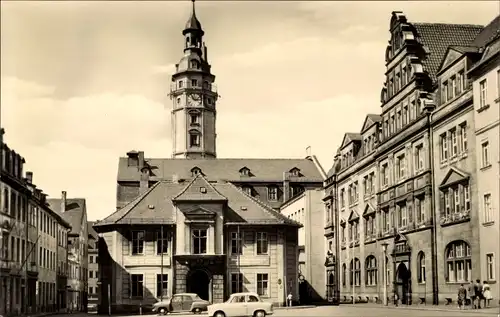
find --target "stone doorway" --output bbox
[396,262,410,304]
[187,269,211,301]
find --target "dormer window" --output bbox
[242,186,252,196]
[191,167,202,177]
[239,167,250,177]
[289,168,301,177]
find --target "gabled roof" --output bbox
[439,167,470,188]
[47,198,86,235]
[411,22,484,82]
[437,46,480,74]
[340,133,362,149]
[361,114,382,133]
[348,210,359,222]
[173,174,227,202]
[94,180,301,230]
[118,158,323,183]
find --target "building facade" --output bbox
[48,192,89,312]
[280,188,325,303]
[468,19,500,301]
[0,132,71,316]
[93,2,327,314]
[87,222,100,309]
[324,11,498,306]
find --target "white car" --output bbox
[207,292,273,317]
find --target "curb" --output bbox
[274,305,317,310]
[357,304,500,315]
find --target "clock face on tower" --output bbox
[187,93,202,107]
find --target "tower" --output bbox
[170,0,218,159]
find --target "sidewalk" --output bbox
[360,303,500,315]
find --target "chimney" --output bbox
[138,151,145,169]
[139,167,150,194]
[61,191,67,213]
[25,171,33,184]
[283,172,290,202]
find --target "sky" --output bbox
[1,1,498,221]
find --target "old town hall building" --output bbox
[93,1,325,313]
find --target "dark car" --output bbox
[152,293,210,315]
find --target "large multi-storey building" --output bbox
[87,221,100,309]
[48,192,89,312]
[324,11,499,306]
[468,16,500,302]
[0,131,71,316]
[93,1,326,313]
[280,188,325,303]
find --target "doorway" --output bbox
[187,270,210,301]
[396,263,410,305]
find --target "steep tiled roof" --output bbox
[95,180,301,229]
[412,23,484,81]
[471,15,500,48]
[173,174,227,201]
[48,198,86,235]
[118,158,324,183]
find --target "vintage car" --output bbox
[152,293,210,314]
[207,292,273,317]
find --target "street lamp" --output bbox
[381,243,388,306]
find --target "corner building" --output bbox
[93,2,326,313]
[325,11,486,306]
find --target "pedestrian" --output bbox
[393,291,399,307]
[474,279,483,309]
[287,293,293,307]
[457,284,466,310]
[467,281,474,309]
[482,281,493,308]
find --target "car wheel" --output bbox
[214,311,226,317]
[159,308,167,315]
[192,308,202,314]
[254,310,266,317]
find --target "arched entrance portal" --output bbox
[396,263,410,304]
[187,269,211,301]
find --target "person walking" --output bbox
[457,284,467,310]
[468,281,475,309]
[482,281,493,308]
[474,279,483,309]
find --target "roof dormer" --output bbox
[289,167,302,177]
[191,166,203,177]
[239,166,251,177]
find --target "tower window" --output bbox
[190,114,200,125]
[207,98,212,105]
[176,97,181,104]
[190,60,199,69]
[178,81,183,88]
[190,134,200,147]
[191,79,198,87]
[203,81,209,89]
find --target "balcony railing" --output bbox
[440,211,470,226]
[170,83,218,94]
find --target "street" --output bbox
[86,305,499,317]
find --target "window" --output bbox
[190,60,198,68]
[381,163,388,187]
[342,264,346,286]
[267,186,278,201]
[190,134,200,147]
[486,254,495,281]
[191,79,198,87]
[230,273,243,293]
[89,255,94,264]
[445,241,471,283]
[178,80,183,88]
[450,129,458,157]
[192,229,207,254]
[460,123,467,153]
[440,133,448,161]
[396,154,405,180]
[230,232,243,255]
[386,257,391,285]
[457,71,464,95]
[484,194,493,223]
[479,79,487,108]
[190,114,200,125]
[156,274,168,298]
[256,273,269,297]
[349,258,361,286]
[450,76,456,99]
[398,204,407,228]
[481,141,490,167]
[382,209,390,232]
[415,145,424,172]
[89,271,93,278]
[442,81,448,103]
[89,286,94,294]
[176,97,181,105]
[418,252,426,283]
[156,230,169,255]
[365,256,377,286]
[131,231,145,255]
[131,274,144,298]
[340,189,345,208]
[256,232,268,255]
[242,186,252,196]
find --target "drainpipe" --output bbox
[427,102,439,305]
